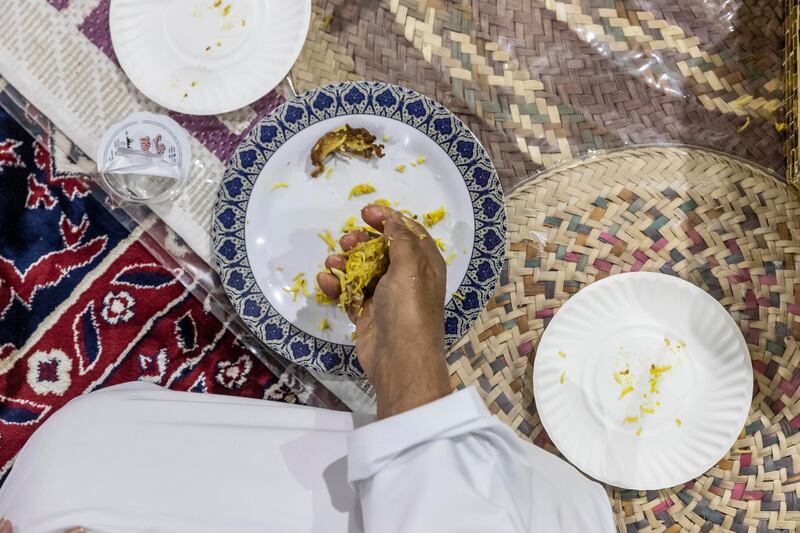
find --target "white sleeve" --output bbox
[347,387,616,533]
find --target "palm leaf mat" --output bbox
[293,0,784,190]
[448,146,799,532]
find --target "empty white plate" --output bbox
[533,272,753,490]
[110,0,311,115]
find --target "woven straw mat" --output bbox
[447,146,800,532]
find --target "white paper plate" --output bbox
[533,272,753,490]
[110,0,311,115]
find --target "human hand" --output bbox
[316,205,451,418]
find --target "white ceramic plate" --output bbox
[213,82,507,376]
[110,0,311,115]
[533,272,753,490]
[244,114,475,346]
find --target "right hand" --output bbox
[316,204,451,418]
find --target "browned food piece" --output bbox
[309,125,384,177]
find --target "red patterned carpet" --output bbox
[0,107,301,481]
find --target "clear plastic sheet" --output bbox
[0,80,347,411]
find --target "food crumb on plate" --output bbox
[452,291,465,301]
[319,318,330,331]
[399,208,417,219]
[433,237,446,251]
[315,285,334,305]
[318,230,337,252]
[648,364,672,393]
[622,416,638,426]
[618,386,634,399]
[341,216,360,233]
[664,338,671,347]
[348,183,376,199]
[558,350,566,358]
[383,134,390,142]
[271,181,289,191]
[373,198,392,207]
[635,427,643,437]
[395,164,406,173]
[191,80,198,88]
[423,206,446,227]
[445,252,457,265]
[415,156,427,165]
[325,167,333,179]
[639,404,655,416]
[222,3,231,16]
[675,418,682,427]
[559,371,566,384]
[283,272,310,302]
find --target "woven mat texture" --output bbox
[447,146,799,532]
[293,0,785,191]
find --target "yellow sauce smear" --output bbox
[334,237,389,309]
[348,183,376,199]
[283,272,310,302]
[559,371,566,384]
[423,206,446,228]
[319,318,330,331]
[445,252,457,265]
[271,182,288,191]
[622,416,639,426]
[318,230,337,252]
[434,238,446,251]
[618,386,634,399]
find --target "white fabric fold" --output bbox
[348,387,616,533]
[0,383,615,533]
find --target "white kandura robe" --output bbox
[0,382,615,533]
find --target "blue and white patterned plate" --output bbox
[213,81,506,377]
